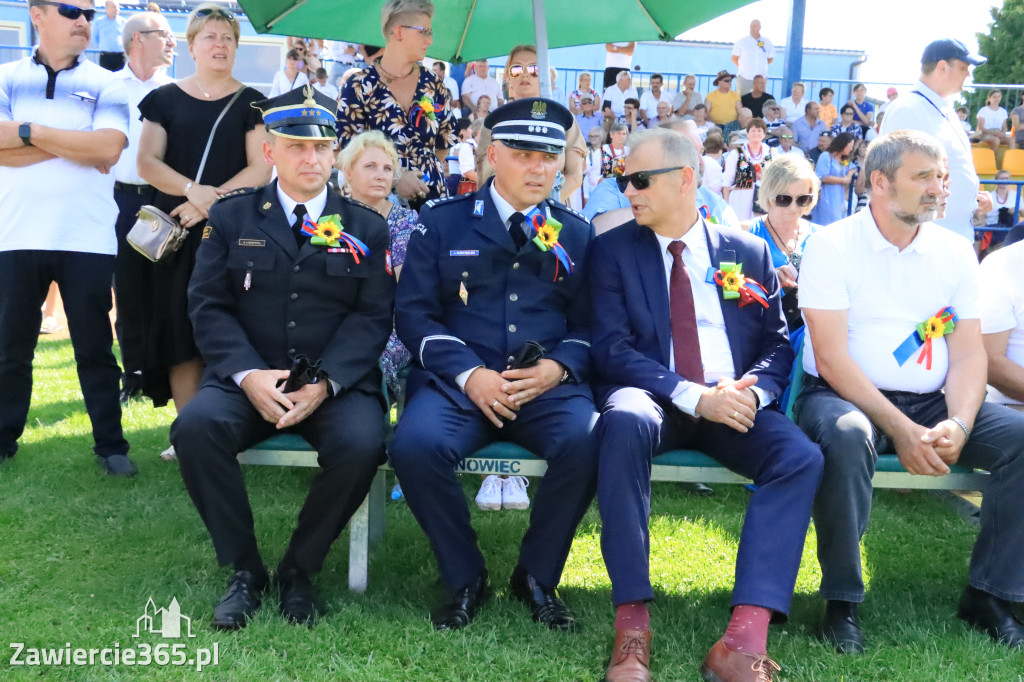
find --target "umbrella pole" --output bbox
[532,0,552,99]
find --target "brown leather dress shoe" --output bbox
[604,628,652,682]
[700,638,780,682]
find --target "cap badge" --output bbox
[302,83,317,107]
[530,101,547,120]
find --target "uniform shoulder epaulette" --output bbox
[549,201,587,222]
[424,193,472,210]
[216,187,259,202]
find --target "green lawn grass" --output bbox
[0,337,1021,681]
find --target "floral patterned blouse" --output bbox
[337,64,458,201]
[379,204,418,394]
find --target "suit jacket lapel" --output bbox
[635,225,671,365]
[704,221,745,377]
[255,181,299,258]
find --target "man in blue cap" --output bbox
[881,39,992,243]
[171,84,394,630]
[390,98,599,632]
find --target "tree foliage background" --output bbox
[975,0,1024,84]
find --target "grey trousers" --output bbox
[793,380,1024,603]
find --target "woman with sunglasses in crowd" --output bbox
[135,3,270,451]
[812,131,856,226]
[742,155,822,331]
[336,0,456,209]
[473,44,587,203]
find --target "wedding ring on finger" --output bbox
[492,399,501,409]
[731,410,739,420]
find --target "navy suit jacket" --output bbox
[589,218,793,407]
[396,180,594,410]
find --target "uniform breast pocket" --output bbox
[439,256,488,284]
[227,249,275,272]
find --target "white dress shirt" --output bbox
[980,240,1024,404]
[799,208,981,393]
[232,186,337,395]
[655,219,769,415]
[880,80,979,242]
[112,62,173,185]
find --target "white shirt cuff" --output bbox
[328,379,341,397]
[455,366,482,392]
[750,385,772,411]
[671,383,705,417]
[232,369,255,387]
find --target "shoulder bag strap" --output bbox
[195,86,247,184]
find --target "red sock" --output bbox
[722,605,771,655]
[615,601,650,631]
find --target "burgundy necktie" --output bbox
[667,240,704,383]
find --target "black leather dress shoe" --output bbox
[276,568,323,627]
[98,454,137,478]
[212,570,268,630]
[509,565,579,632]
[430,572,490,631]
[958,586,1024,647]
[821,600,864,654]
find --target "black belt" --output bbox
[114,182,153,195]
[100,51,123,56]
[802,373,938,400]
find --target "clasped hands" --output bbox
[695,375,759,433]
[892,418,967,477]
[241,369,328,430]
[171,183,226,229]
[465,359,565,428]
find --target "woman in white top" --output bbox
[723,118,773,220]
[982,170,1021,227]
[268,48,310,96]
[584,126,606,199]
[977,89,1012,152]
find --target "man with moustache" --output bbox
[170,85,394,629]
[795,130,1024,654]
[111,10,176,404]
[0,0,132,474]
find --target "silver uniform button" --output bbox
[290,293,299,301]
[287,321,296,329]
[462,271,469,278]
[512,262,520,270]
[293,265,301,273]
[508,324,517,333]
[509,293,518,302]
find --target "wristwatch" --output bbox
[18,123,31,146]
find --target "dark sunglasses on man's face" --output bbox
[37,1,94,21]
[195,7,237,21]
[616,166,685,192]
[508,64,539,78]
[774,193,814,208]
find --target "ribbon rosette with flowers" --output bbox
[410,95,443,128]
[525,207,574,280]
[892,306,957,370]
[704,261,769,308]
[300,214,370,263]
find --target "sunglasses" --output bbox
[774,193,815,208]
[195,7,237,22]
[139,29,175,41]
[616,166,685,192]
[37,1,94,21]
[401,24,433,38]
[508,64,539,78]
[779,135,794,139]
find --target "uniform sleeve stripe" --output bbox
[419,335,467,364]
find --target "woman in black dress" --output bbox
[136,3,270,425]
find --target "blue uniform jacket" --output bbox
[588,218,793,407]
[188,181,395,397]
[396,180,595,409]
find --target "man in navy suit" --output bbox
[591,127,822,682]
[390,98,598,632]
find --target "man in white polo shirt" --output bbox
[980,239,1024,408]
[795,130,1024,655]
[0,0,133,475]
[111,10,174,404]
[731,19,774,96]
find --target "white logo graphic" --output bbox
[134,597,195,639]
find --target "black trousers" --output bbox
[171,385,386,574]
[99,52,125,72]
[0,250,127,458]
[113,186,155,375]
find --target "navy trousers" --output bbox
[389,385,599,592]
[794,382,1024,603]
[0,250,127,459]
[171,385,386,573]
[597,387,823,616]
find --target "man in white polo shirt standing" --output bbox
[795,131,1024,655]
[110,10,174,405]
[0,0,134,475]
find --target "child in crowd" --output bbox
[701,133,726,196]
[691,103,716,142]
[819,87,837,127]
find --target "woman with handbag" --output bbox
[136,3,270,454]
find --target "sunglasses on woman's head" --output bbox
[615,166,685,192]
[774,193,814,208]
[508,64,539,78]
[195,7,237,21]
[37,1,94,21]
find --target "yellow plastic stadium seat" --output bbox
[1001,149,1024,177]
[973,147,998,177]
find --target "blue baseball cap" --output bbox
[921,39,986,66]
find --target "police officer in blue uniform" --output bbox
[170,85,394,630]
[390,98,599,632]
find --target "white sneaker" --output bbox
[502,476,530,510]
[159,445,177,462]
[475,475,503,510]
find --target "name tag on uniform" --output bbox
[449,250,479,256]
[237,239,265,247]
